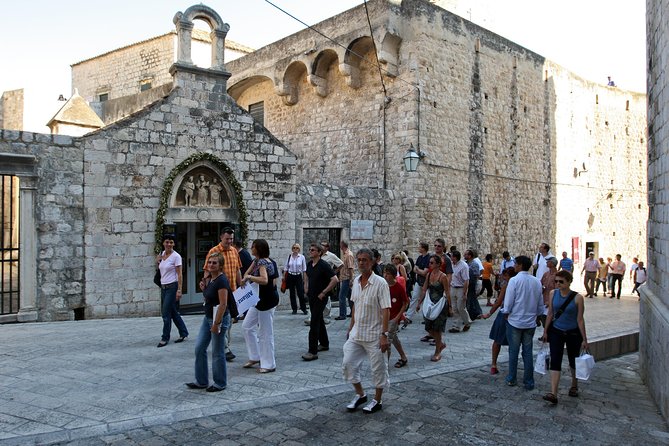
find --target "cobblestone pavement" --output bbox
[52,354,669,446]
[0,293,663,445]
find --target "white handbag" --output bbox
[422,295,446,320]
[575,350,596,380]
[535,344,550,375]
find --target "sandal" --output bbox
[542,393,558,405]
[243,360,260,368]
[568,386,579,397]
[257,368,276,374]
[394,359,408,368]
[430,354,441,362]
[420,335,433,342]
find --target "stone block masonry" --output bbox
[0,130,85,321]
[228,0,647,264]
[641,0,669,424]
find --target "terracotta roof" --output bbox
[47,91,104,128]
[71,31,254,66]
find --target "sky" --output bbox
[0,0,646,132]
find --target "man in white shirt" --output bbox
[580,252,600,298]
[532,243,553,280]
[502,255,544,390]
[343,248,391,414]
[448,251,471,333]
[500,251,515,274]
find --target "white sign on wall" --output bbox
[350,220,374,240]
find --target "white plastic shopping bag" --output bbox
[575,350,596,380]
[535,344,550,375]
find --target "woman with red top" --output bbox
[383,264,409,368]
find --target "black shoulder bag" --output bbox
[553,291,577,320]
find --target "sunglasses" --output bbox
[309,248,318,252]
[554,279,566,284]
[434,244,443,248]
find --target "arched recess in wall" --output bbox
[154,152,248,251]
[340,36,374,89]
[309,49,339,97]
[279,61,308,105]
[228,75,273,102]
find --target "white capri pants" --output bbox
[242,306,276,369]
[342,338,389,390]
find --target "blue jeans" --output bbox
[194,313,230,389]
[506,324,536,389]
[161,283,188,342]
[338,279,351,318]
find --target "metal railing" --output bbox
[1,175,20,315]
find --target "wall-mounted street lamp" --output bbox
[403,144,426,172]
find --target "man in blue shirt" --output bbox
[558,251,574,273]
[502,255,544,390]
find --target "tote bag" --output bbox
[422,296,446,320]
[575,351,596,380]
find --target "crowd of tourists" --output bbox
[154,231,644,412]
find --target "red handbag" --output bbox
[280,271,288,293]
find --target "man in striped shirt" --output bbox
[343,248,391,414]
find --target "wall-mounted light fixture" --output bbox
[403,144,426,172]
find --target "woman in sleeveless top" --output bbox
[540,270,588,405]
[241,239,280,374]
[416,255,453,362]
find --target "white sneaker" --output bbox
[346,394,367,412]
[362,399,382,414]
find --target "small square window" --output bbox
[140,82,152,92]
[98,93,109,102]
[248,101,264,124]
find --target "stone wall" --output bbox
[551,64,647,265]
[641,0,669,423]
[228,0,647,262]
[1,89,24,131]
[72,31,251,105]
[0,131,85,320]
[0,65,296,322]
[72,34,175,103]
[296,184,401,260]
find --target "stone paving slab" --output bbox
[51,354,668,446]
[0,294,646,445]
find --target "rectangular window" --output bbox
[98,93,109,102]
[248,101,264,125]
[140,80,152,92]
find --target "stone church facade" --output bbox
[0,5,295,321]
[0,0,648,323]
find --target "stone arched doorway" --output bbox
[157,154,247,307]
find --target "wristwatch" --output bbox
[381,332,390,337]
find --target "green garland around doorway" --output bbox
[154,152,248,252]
